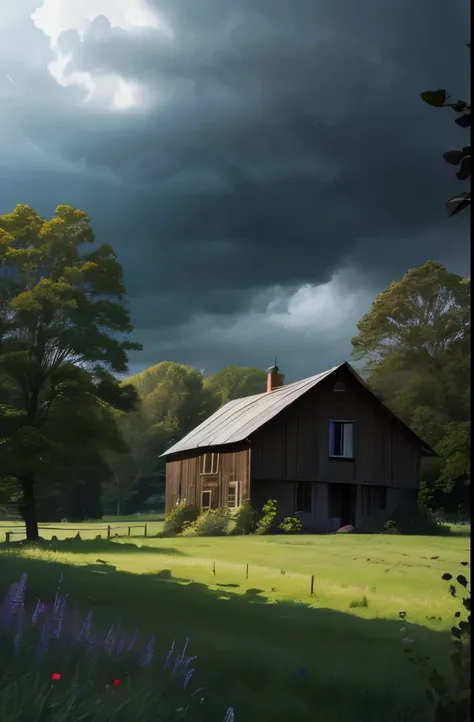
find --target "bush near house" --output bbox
[162,502,199,537]
[182,507,231,537]
[278,516,304,534]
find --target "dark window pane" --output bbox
[296,482,312,513]
[333,422,343,456]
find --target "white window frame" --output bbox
[200,453,219,475]
[227,481,241,508]
[201,489,212,512]
[329,420,355,459]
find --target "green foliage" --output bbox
[255,498,278,535]
[182,506,231,537]
[387,502,451,536]
[0,204,141,538]
[435,421,470,503]
[230,504,257,535]
[382,519,401,535]
[402,566,471,722]
[162,501,199,537]
[203,365,266,404]
[352,261,470,512]
[278,516,303,534]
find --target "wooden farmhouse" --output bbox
[162,362,435,531]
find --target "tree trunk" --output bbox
[20,471,40,541]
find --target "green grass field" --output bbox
[0,522,470,722]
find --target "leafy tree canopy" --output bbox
[0,204,141,538]
[352,261,470,511]
[203,365,266,404]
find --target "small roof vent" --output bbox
[333,381,346,392]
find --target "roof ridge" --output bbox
[162,363,344,456]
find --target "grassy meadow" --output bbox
[0,522,470,722]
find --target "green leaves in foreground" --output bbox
[404,564,471,722]
[420,47,471,217]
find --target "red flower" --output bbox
[51,673,61,681]
[113,679,121,687]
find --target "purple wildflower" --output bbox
[14,609,25,657]
[127,628,139,654]
[53,574,64,613]
[183,669,195,689]
[31,599,42,626]
[164,639,175,669]
[139,633,155,667]
[11,573,28,612]
[37,618,51,660]
[103,624,117,655]
[179,638,189,661]
[52,593,68,640]
[76,611,93,645]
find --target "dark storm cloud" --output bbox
[0,0,470,374]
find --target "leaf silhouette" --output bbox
[456,156,471,180]
[443,150,464,165]
[455,114,471,128]
[420,89,448,107]
[446,192,471,217]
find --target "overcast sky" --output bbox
[0,0,469,381]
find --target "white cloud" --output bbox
[31,0,172,110]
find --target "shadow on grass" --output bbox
[1,538,186,556]
[0,546,456,722]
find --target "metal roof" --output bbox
[161,364,340,456]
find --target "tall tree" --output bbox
[352,261,470,510]
[0,204,141,539]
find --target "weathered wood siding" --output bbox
[165,444,251,513]
[250,367,421,488]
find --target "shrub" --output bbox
[183,507,231,537]
[162,502,199,537]
[278,516,303,534]
[255,499,278,535]
[382,519,401,535]
[389,501,451,535]
[229,504,257,535]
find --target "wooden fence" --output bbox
[4,523,148,543]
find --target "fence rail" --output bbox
[4,523,148,543]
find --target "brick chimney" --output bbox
[266,363,285,392]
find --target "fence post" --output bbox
[310,575,315,595]
[246,563,249,580]
[5,531,11,543]
[212,562,216,576]
[144,523,148,538]
[107,525,111,541]
[128,526,131,537]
